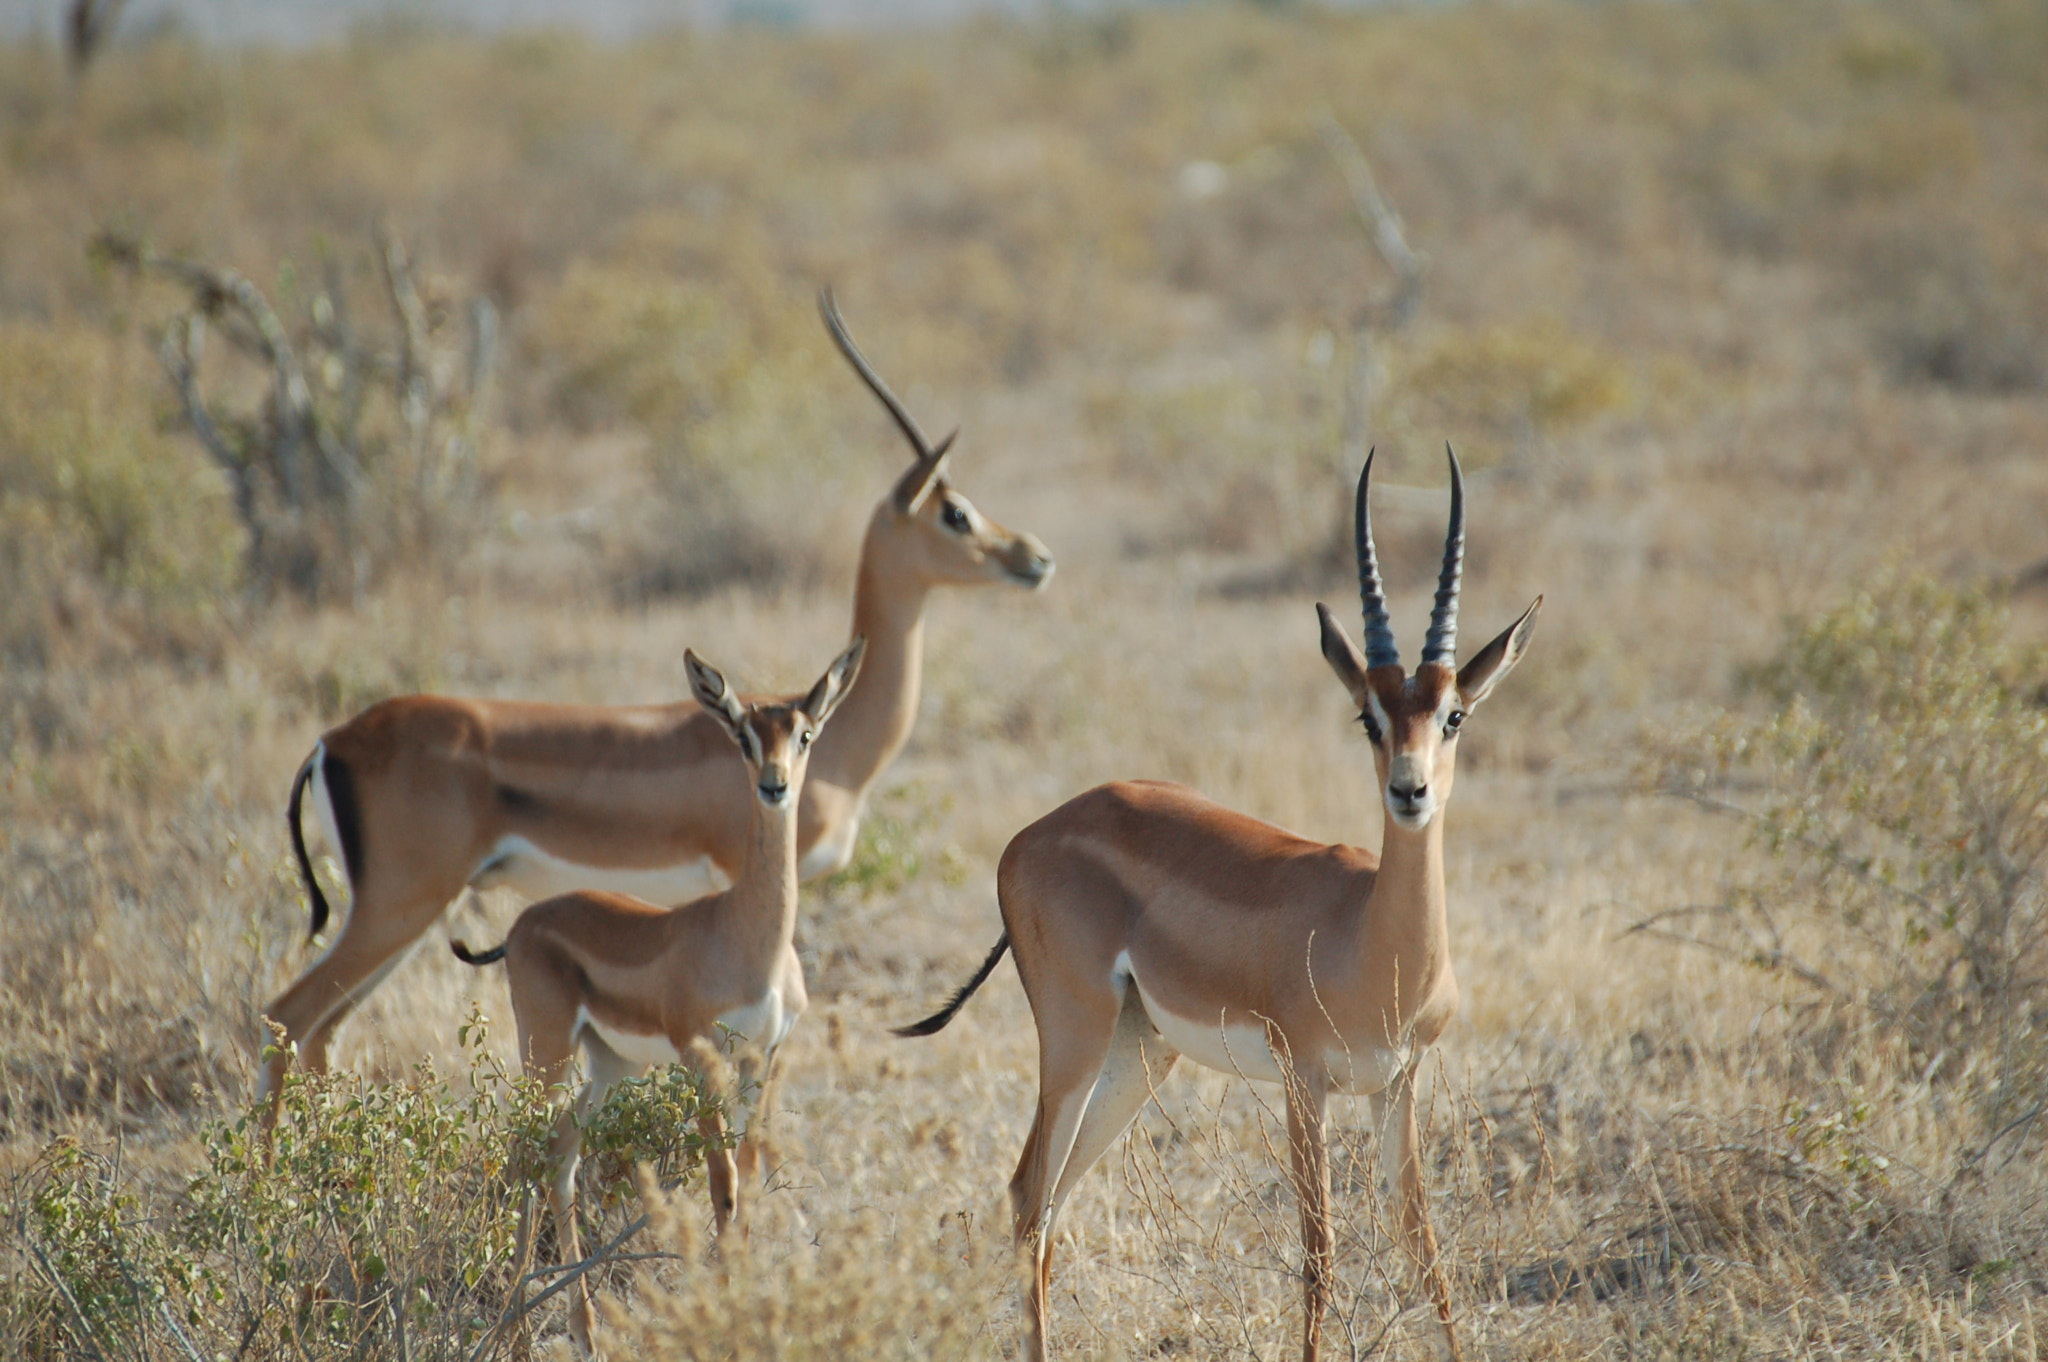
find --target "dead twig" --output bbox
[1318,111,1423,329]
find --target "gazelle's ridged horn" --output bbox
[1421,443,1465,667]
[818,286,938,461]
[1354,449,1401,670]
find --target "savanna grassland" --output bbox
[4,1,2048,1357]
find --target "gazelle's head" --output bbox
[820,289,1055,594]
[687,638,866,811]
[1318,448,1540,834]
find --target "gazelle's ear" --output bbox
[1316,603,1374,712]
[891,431,956,515]
[800,637,866,730]
[685,650,747,739]
[1456,596,1541,710]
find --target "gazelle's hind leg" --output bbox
[551,1035,641,1357]
[1010,985,1174,1362]
[1372,1069,1462,1362]
[1041,988,1178,1224]
[258,880,456,1119]
[1283,1071,1333,1362]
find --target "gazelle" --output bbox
[897,449,1539,1362]
[261,291,1053,1105]
[452,638,862,1353]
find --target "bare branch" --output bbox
[1318,111,1423,328]
[465,1211,651,1362]
[66,0,127,78]
[1618,909,1842,996]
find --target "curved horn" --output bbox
[1420,443,1465,667]
[1354,449,1401,670]
[818,287,939,462]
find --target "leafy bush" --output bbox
[1664,575,2048,1124]
[0,323,241,659]
[1388,319,1632,447]
[4,1013,730,1360]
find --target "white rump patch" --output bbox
[715,991,797,1054]
[797,814,862,881]
[309,743,347,887]
[469,835,731,907]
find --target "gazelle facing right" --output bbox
[259,291,1051,1115]
[897,449,1539,1361]
[453,639,862,1354]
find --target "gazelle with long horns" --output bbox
[260,291,1053,1107]
[453,638,863,1353]
[897,448,1539,1362]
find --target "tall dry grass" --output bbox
[4,0,2047,1356]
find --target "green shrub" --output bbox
[827,783,970,900]
[1666,575,2048,1124]
[0,324,241,657]
[5,1012,730,1360]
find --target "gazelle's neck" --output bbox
[721,798,804,966]
[1365,815,1451,1018]
[810,511,928,797]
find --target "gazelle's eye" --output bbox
[1444,710,1465,737]
[941,501,971,533]
[1359,712,1383,745]
[798,730,814,751]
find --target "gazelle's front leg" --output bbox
[1283,1069,1333,1362]
[258,880,452,1124]
[698,1099,739,1236]
[729,1046,781,1232]
[1377,1067,1462,1361]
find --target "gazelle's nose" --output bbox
[758,776,791,806]
[1007,532,1055,587]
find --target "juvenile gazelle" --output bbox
[261,291,1052,1106]
[898,449,1539,1362]
[452,638,863,1353]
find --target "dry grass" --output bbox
[4,0,2048,1356]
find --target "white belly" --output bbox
[577,1006,684,1071]
[469,834,731,906]
[1128,967,1407,1097]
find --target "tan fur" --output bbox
[260,363,1052,1107]
[989,597,1539,1362]
[471,640,862,1356]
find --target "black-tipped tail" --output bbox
[892,934,1010,1038]
[451,939,508,967]
[287,751,332,940]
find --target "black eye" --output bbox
[798,730,813,750]
[941,502,971,532]
[1444,710,1465,736]
[1358,712,1383,744]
